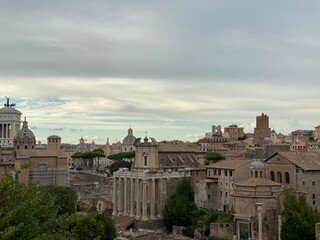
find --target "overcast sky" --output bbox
[0,1,320,144]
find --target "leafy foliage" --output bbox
[107,151,135,161]
[109,160,132,175]
[75,213,116,240]
[281,190,320,240]
[0,175,116,240]
[43,185,78,215]
[163,178,198,231]
[204,152,225,163]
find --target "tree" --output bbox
[0,175,116,240]
[107,151,135,161]
[0,176,60,239]
[281,191,320,240]
[176,177,194,201]
[74,213,116,240]
[109,160,132,175]
[72,149,106,170]
[205,152,225,163]
[43,185,78,215]
[163,178,198,231]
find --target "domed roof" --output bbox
[15,117,35,140]
[122,127,136,145]
[250,159,265,169]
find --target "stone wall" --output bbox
[210,222,233,240]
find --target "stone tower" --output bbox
[254,113,271,145]
[47,135,61,150]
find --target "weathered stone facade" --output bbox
[265,151,320,210]
[0,98,22,147]
[113,137,204,221]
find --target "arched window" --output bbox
[251,171,253,177]
[270,171,275,181]
[144,155,148,166]
[260,171,263,178]
[285,172,290,184]
[277,171,282,183]
[255,171,258,178]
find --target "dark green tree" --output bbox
[71,149,106,170]
[204,151,225,164]
[281,191,320,240]
[0,176,58,239]
[163,178,198,231]
[109,160,132,175]
[0,175,116,240]
[74,213,116,240]
[107,151,135,161]
[43,185,78,215]
[176,177,194,201]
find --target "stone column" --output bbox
[112,177,118,215]
[316,223,320,240]
[157,178,164,218]
[278,215,282,240]
[119,177,123,215]
[130,177,134,217]
[150,178,156,219]
[3,124,6,138]
[256,203,263,240]
[135,178,141,220]
[141,179,148,221]
[124,177,128,215]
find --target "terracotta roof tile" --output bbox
[273,152,320,170]
[236,177,281,187]
[206,159,251,170]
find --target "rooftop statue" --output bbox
[4,96,15,108]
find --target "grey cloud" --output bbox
[0,1,320,85]
[49,127,66,131]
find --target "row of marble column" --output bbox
[0,123,11,139]
[112,176,168,221]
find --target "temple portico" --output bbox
[113,168,190,221]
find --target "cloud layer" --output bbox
[0,1,319,143]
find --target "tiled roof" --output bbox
[236,177,281,187]
[272,152,320,171]
[206,159,251,170]
[159,143,202,153]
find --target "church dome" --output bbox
[122,127,136,145]
[14,117,36,150]
[16,117,35,139]
[250,159,265,170]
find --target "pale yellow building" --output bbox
[224,125,244,141]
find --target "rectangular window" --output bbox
[313,194,316,199]
[229,171,233,177]
[225,182,228,187]
[313,181,316,186]
[218,170,221,175]
[214,169,217,175]
[225,192,228,198]
[225,170,228,176]
[208,194,211,200]
[220,191,222,197]
[220,181,223,187]
[302,181,305,186]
